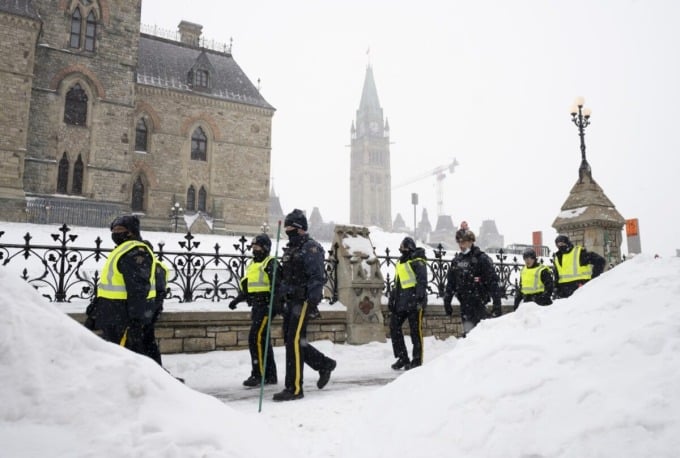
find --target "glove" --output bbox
[228,299,238,310]
[307,302,321,319]
[444,303,453,316]
[491,301,502,317]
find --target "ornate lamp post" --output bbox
[170,202,183,232]
[260,221,270,235]
[570,96,592,180]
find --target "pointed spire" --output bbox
[384,117,390,131]
[359,65,381,112]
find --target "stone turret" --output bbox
[552,157,624,264]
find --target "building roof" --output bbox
[0,0,39,19]
[359,65,381,112]
[552,164,625,229]
[137,34,274,110]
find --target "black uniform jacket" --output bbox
[444,245,501,306]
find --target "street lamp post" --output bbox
[411,192,418,240]
[570,96,592,180]
[170,202,183,232]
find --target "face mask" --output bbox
[286,229,299,239]
[558,245,570,253]
[462,247,471,255]
[252,250,267,262]
[111,231,129,246]
[399,249,410,257]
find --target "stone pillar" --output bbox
[553,165,625,265]
[333,224,386,344]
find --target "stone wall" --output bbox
[69,304,514,354]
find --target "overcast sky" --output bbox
[141,0,680,256]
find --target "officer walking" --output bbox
[87,215,157,359]
[443,229,502,336]
[553,234,605,299]
[389,236,428,370]
[229,233,280,387]
[273,209,336,402]
[514,248,553,310]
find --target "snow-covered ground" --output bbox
[1,222,679,457]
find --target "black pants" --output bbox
[248,305,277,380]
[282,302,333,395]
[389,308,424,363]
[101,321,161,366]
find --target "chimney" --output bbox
[177,20,203,47]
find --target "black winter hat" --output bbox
[522,248,537,260]
[110,215,141,236]
[252,233,272,253]
[555,234,571,246]
[284,208,308,231]
[400,237,416,251]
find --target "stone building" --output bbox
[349,65,391,230]
[0,1,274,234]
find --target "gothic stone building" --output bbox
[0,0,274,234]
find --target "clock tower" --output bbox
[349,65,392,229]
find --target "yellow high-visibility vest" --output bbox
[241,256,272,293]
[97,240,156,300]
[554,246,592,284]
[395,258,425,289]
[520,264,549,294]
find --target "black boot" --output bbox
[317,359,336,389]
[408,358,421,369]
[272,389,304,402]
[264,375,278,385]
[242,375,261,387]
[391,357,410,370]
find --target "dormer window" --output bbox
[195,70,209,88]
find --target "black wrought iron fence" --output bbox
[0,224,339,305]
[0,224,526,305]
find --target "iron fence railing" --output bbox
[0,224,529,306]
[0,224,339,305]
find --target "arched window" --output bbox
[64,83,88,126]
[191,127,207,161]
[84,11,97,51]
[186,185,196,211]
[57,153,69,194]
[135,118,148,152]
[198,186,207,212]
[69,8,82,48]
[72,154,84,195]
[131,175,145,211]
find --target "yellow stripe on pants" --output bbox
[256,316,269,376]
[292,302,308,395]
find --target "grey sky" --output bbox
[141,0,680,256]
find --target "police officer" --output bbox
[443,229,502,336]
[389,236,428,370]
[553,234,605,299]
[273,209,336,402]
[514,248,553,310]
[88,215,157,359]
[229,233,280,387]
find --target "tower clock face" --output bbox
[369,121,379,133]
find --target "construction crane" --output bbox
[393,158,459,216]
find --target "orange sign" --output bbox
[625,218,639,237]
